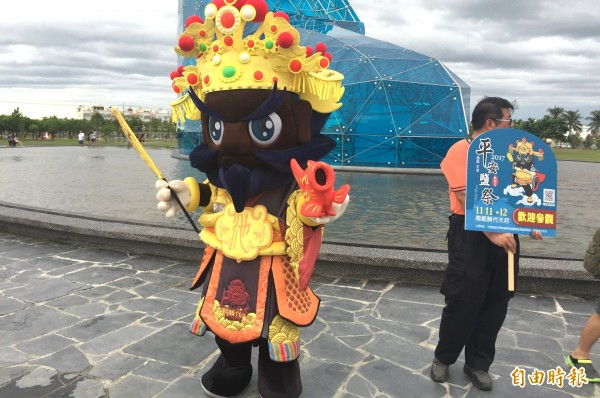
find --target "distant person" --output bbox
[90,131,97,147]
[430,97,543,391]
[8,133,16,147]
[78,131,85,146]
[566,228,600,383]
[138,133,145,145]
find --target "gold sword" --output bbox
[112,107,199,233]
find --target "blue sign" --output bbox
[465,129,557,237]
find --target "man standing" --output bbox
[78,131,85,146]
[566,228,600,383]
[430,97,542,391]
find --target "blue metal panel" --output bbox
[176,0,470,168]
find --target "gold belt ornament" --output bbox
[200,203,286,262]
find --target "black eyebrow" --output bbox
[241,82,287,122]
[187,89,224,120]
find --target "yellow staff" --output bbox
[112,107,199,233]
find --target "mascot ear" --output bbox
[293,100,313,144]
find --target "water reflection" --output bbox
[1,146,598,260]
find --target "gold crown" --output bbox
[170,0,344,123]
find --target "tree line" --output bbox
[0,108,177,142]
[513,107,600,149]
[3,106,600,149]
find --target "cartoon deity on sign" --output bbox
[503,137,545,205]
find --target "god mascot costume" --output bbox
[157,0,350,396]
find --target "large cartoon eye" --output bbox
[208,116,223,145]
[248,112,282,145]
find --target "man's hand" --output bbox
[530,230,543,240]
[484,231,517,253]
[156,179,191,218]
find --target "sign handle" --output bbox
[508,251,515,291]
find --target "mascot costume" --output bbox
[155,1,349,396]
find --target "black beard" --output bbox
[189,144,291,212]
[188,135,335,213]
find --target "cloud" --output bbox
[351,0,600,119]
[0,0,177,117]
[0,0,598,121]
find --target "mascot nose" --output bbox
[221,122,251,155]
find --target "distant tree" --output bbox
[566,132,583,148]
[586,110,600,135]
[124,116,144,134]
[523,116,568,143]
[546,106,565,119]
[101,121,113,141]
[30,123,41,139]
[162,120,176,139]
[40,116,61,140]
[62,118,91,139]
[583,134,599,149]
[515,118,537,133]
[8,107,24,136]
[147,117,161,139]
[564,110,583,134]
[0,115,9,138]
[90,112,105,131]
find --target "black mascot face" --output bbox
[188,86,335,213]
[201,88,313,169]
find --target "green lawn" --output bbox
[8,138,178,148]
[551,148,600,162]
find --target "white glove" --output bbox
[308,195,350,225]
[156,179,191,218]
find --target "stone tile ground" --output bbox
[0,232,598,397]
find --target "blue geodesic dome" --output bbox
[175,0,470,168]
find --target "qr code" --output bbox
[543,189,555,204]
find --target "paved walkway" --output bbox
[0,231,598,398]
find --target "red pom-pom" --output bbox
[305,47,313,57]
[277,32,294,48]
[178,35,195,52]
[289,59,302,73]
[245,0,268,22]
[315,42,327,54]
[211,0,226,9]
[177,65,185,75]
[187,73,199,85]
[233,0,247,9]
[169,71,180,80]
[273,11,290,22]
[323,52,332,61]
[185,15,204,27]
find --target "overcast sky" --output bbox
[0,0,598,122]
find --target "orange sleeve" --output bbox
[440,139,469,215]
[441,139,468,192]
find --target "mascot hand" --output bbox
[156,179,191,218]
[308,195,349,225]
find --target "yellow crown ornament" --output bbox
[169,0,344,123]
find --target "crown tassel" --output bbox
[171,91,202,123]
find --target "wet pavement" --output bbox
[0,231,598,398]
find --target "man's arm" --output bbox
[456,189,518,253]
[455,189,466,210]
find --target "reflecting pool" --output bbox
[1,146,598,260]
